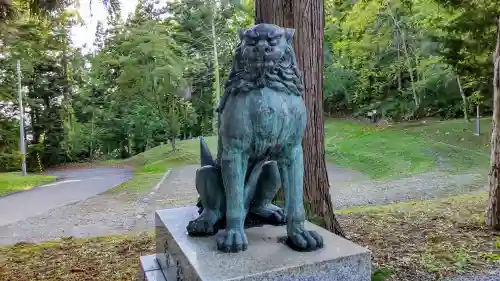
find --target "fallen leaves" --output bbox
[0,233,154,281]
[339,193,500,280]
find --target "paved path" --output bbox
[0,164,488,245]
[0,168,132,226]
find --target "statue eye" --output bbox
[245,39,256,46]
[268,39,278,46]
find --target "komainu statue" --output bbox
[186,23,323,253]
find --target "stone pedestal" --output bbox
[152,206,371,281]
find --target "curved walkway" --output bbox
[0,168,132,226]
[0,164,488,245]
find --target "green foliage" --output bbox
[371,267,394,281]
[323,0,498,120]
[0,118,21,171]
[431,0,500,112]
[479,236,500,262]
[1,6,80,169]
[0,0,120,22]
[1,0,497,169]
[0,152,22,172]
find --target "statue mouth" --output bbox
[248,60,274,68]
[246,58,275,68]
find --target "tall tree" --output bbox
[255,0,344,236]
[432,0,500,230]
[487,16,500,230]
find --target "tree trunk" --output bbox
[487,16,500,230]
[171,137,177,151]
[211,0,221,137]
[255,0,345,237]
[456,75,470,122]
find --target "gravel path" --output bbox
[0,192,149,245]
[444,270,500,281]
[331,171,486,209]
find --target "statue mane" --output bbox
[217,42,304,113]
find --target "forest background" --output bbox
[0,0,497,172]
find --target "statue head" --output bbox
[237,24,296,69]
[218,24,303,113]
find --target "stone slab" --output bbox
[155,206,371,281]
[138,255,166,281]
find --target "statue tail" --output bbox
[200,137,216,167]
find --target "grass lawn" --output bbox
[105,172,166,195]
[400,117,491,153]
[119,136,217,174]
[324,118,489,179]
[1,193,498,281]
[101,117,490,191]
[0,172,56,196]
[100,137,218,194]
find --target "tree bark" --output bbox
[487,16,500,230]
[255,0,345,237]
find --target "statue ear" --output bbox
[285,28,295,44]
[237,28,246,41]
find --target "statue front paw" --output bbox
[216,228,248,253]
[187,210,220,236]
[286,226,324,252]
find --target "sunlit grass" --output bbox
[324,119,488,179]
[0,172,56,196]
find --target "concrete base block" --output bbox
[154,206,371,281]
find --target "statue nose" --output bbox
[254,42,271,54]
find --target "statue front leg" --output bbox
[279,145,323,252]
[250,161,286,225]
[216,145,249,253]
[187,165,224,236]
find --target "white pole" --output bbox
[17,60,27,176]
[475,104,481,136]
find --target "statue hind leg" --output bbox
[250,160,286,225]
[187,165,225,236]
